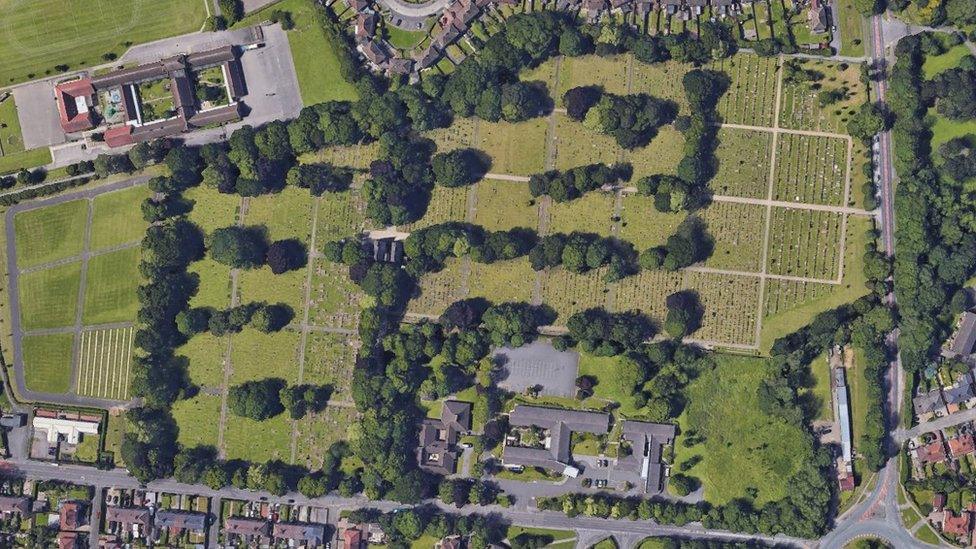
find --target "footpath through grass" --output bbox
[0,0,207,87]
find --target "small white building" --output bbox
[32,416,99,444]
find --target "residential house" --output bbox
[934,493,947,512]
[414,47,441,71]
[417,400,472,475]
[943,510,971,542]
[355,12,378,43]
[347,0,372,11]
[502,405,610,477]
[437,535,465,549]
[58,531,81,549]
[0,496,30,518]
[361,40,391,68]
[387,58,415,75]
[914,433,948,466]
[59,501,86,531]
[272,522,326,547]
[224,516,272,544]
[914,389,946,421]
[945,381,976,413]
[807,0,829,34]
[104,506,151,537]
[154,510,207,538]
[949,434,976,459]
[949,312,976,357]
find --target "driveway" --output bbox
[12,81,66,149]
[493,340,580,398]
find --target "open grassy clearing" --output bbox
[476,118,547,175]
[302,333,358,399]
[76,326,134,400]
[922,43,971,80]
[229,328,301,384]
[467,259,536,304]
[22,333,74,393]
[709,54,778,127]
[82,247,142,324]
[184,186,240,235]
[520,58,559,91]
[14,199,88,268]
[621,126,685,179]
[0,97,25,155]
[610,270,683,322]
[0,0,207,86]
[473,179,537,231]
[773,133,848,206]
[308,258,365,330]
[554,55,630,105]
[929,107,976,152]
[89,185,152,250]
[617,194,684,249]
[540,267,610,324]
[506,526,575,545]
[239,265,306,314]
[0,146,52,176]
[401,185,469,230]
[407,258,468,316]
[544,192,616,236]
[238,0,358,104]
[316,190,369,238]
[675,353,808,505]
[19,262,81,330]
[779,59,866,133]
[552,114,620,170]
[245,186,314,242]
[187,258,232,309]
[172,394,222,448]
[836,0,865,57]
[301,142,380,170]
[766,208,843,280]
[577,352,646,418]
[426,117,478,152]
[698,202,765,273]
[295,405,360,468]
[175,333,225,389]
[630,60,692,110]
[685,272,761,345]
[850,346,869,448]
[760,215,871,351]
[223,412,293,462]
[805,352,832,421]
[711,127,771,198]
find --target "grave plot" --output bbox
[552,114,620,170]
[711,127,773,199]
[476,118,547,175]
[773,133,848,206]
[540,267,612,324]
[426,117,478,152]
[407,258,468,317]
[467,259,537,305]
[544,192,617,237]
[307,259,365,331]
[473,179,538,232]
[778,60,867,133]
[766,208,844,280]
[710,54,779,127]
[684,272,761,346]
[698,202,766,273]
[401,185,469,231]
[554,55,630,105]
[610,270,684,321]
[76,326,134,400]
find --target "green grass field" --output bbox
[836,0,865,57]
[545,192,616,236]
[805,352,832,421]
[617,195,684,249]
[474,179,537,231]
[923,44,972,80]
[245,186,314,242]
[22,333,74,393]
[176,333,226,388]
[19,262,81,330]
[0,97,25,155]
[239,0,358,105]
[0,0,207,86]
[0,146,52,176]
[172,393,222,448]
[14,199,88,268]
[477,119,547,175]
[223,411,292,462]
[184,186,241,235]
[674,353,809,505]
[712,127,772,198]
[229,328,301,384]
[90,185,151,250]
[82,247,141,324]
[929,107,976,152]
[466,259,536,304]
[187,258,232,309]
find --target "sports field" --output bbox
[0,0,208,86]
[10,183,146,397]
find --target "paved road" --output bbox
[897,406,976,442]
[820,12,942,548]
[374,0,448,20]
[0,458,807,548]
[3,177,149,410]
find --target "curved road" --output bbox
[375,0,449,19]
[4,177,148,410]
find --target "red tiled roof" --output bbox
[934,493,947,510]
[950,434,976,458]
[60,501,84,530]
[343,527,363,549]
[837,474,855,492]
[944,510,971,536]
[103,125,135,148]
[54,79,95,133]
[58,531,79,549]
[915,439,948,464]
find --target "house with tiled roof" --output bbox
[914,433,948,466]
[942,510,971,541]
[949,434,976,459]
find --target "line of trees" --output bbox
[528,162,631,202]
